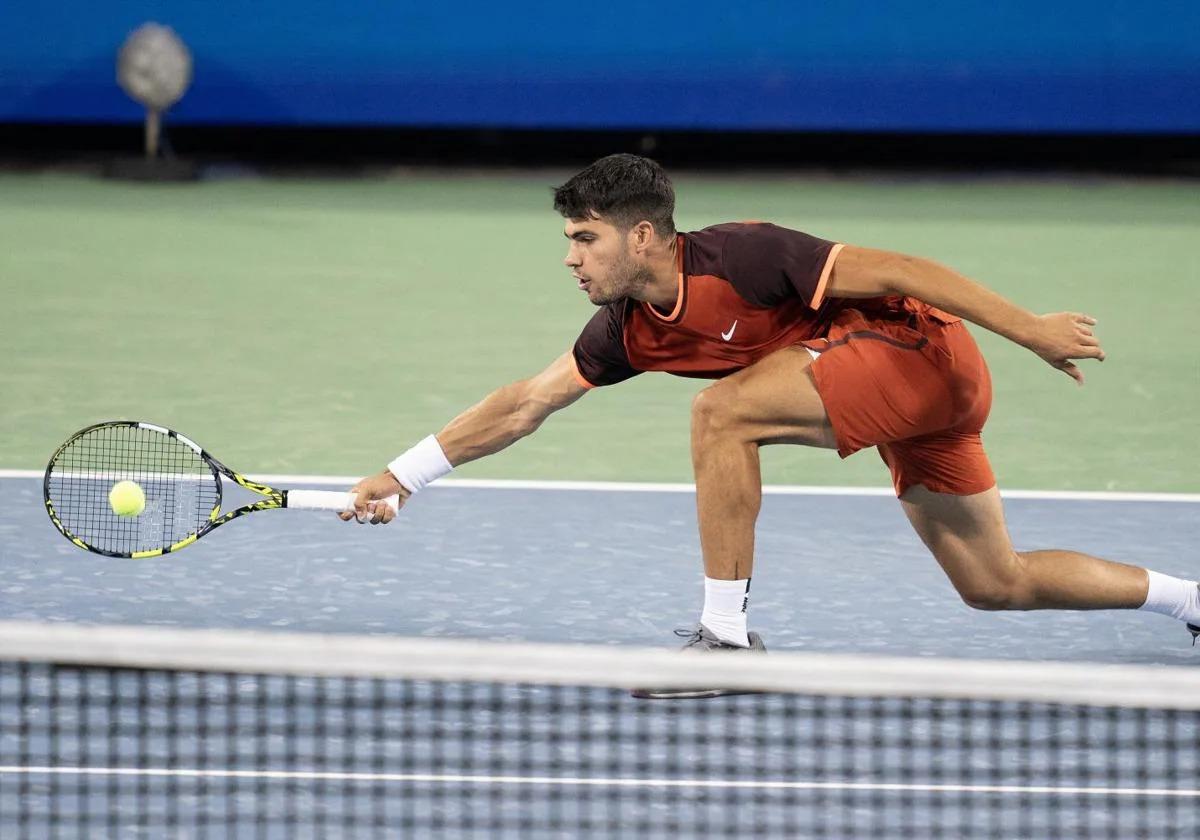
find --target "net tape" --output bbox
[0,621,1197,709]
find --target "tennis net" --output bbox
[1,620,1197,838]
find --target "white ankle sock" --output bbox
[1138,570,1200,624]
[701,577,750,647]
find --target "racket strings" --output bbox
[46,424,220,555]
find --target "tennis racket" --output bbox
[44,421,396,558]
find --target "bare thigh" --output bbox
[696,345,838,449]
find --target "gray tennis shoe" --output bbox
[631,624,766,700]
[675,623,767,653]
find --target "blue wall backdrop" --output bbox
[3,1,1197,132]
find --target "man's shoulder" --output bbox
[681,222,752,280]
[686,220,794,241]
[684,222,802,269]
[573,299,640,387]
[684,221,836,310]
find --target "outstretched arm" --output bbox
[438,352,589,463]
[826,246,1106,384]
[343,352,589,523]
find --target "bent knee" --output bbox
[691,384,740,433]
[957,584,1020,611]
[949,556,1034,611]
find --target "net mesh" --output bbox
[1,621,1197,839]
[44,423,219,555]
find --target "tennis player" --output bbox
[344,154,1199,669]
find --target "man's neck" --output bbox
[632,235,680,311]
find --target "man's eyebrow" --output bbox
[564,230,595,240]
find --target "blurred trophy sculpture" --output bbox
[110,23,196,180]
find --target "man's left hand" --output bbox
[1028,312,1106,385]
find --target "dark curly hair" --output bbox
[552,154,676,237]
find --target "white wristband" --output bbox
[387,435,453,495]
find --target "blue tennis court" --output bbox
[1,476,1197,661]
[2,476,1198,837]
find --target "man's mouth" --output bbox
[574,275,590,290]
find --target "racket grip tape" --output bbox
[285,490,400,515]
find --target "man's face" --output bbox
[563,216,647,306]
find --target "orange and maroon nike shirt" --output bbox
[571,222,847,388]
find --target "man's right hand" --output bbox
[338,470,410,524]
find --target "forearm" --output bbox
[436,380,543,466]
[350,355,587,514]
[832,247,1039,348]
[828,246,1104,383]
[886,254,1038,347]
[361,383,536,509]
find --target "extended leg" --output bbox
[900,485,1198,624]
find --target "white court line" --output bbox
[1,767,1197,798]
[3,469,1198,503]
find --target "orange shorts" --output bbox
[805,308,995,497]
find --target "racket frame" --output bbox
[44,420,353,559]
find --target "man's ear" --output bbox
[630,220,656,253]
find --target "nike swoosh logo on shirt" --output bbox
[721,321,738,341]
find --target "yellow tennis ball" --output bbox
[109,480,146,517]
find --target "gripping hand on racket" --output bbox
[339,472,408,525]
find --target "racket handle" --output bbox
[285,490,400,515]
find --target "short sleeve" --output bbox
[571,303,641,387]
[722,223,841,310]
